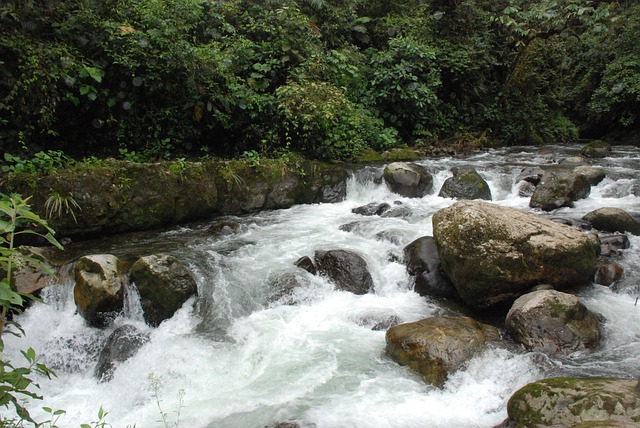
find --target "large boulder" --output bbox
[74,254,126,327]
[432,201,598,309]
[385,316,501,388]
[505,290,603,356]
[506,378,640,427]
[94,325,149,382]
[529,170,591,211]
[583,207,640,236]
[383,162,433,198]
[314,249,373,294]
[130,254,198,327]
[402,236,455,298]
[438,167,492,201]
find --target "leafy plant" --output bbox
[2,151,72,175]
[148,373,185,428]
[45,191,82,224]
[0,193,63,424]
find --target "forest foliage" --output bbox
[1,0,639,162]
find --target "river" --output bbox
[5,144,640,427]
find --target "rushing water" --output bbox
[5,145,640,428]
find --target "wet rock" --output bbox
[209,220,242,235]
[505,290,603,356]
[594,262,624,286]
[375,230,404,245]
[352,202,391,216]
[314,249,373,294]
[94,325,149,382]
[268,271,311,305]
[383,162,433,198]
[74,254,126,328]
[294,256,316,275]
[516,181,536,197]
[600,234,631,257]
[530,170,591,211]
[516,167,546,185]
[581,139,612,158]
[130,254,198,327]
[583,207,640,236]
[438,167,492,201]
[380,203,412,219]
[402,236,455,298]
[574,165,606,186]
[433,201,598,310]
[385,316,501,388]
[506,378,640,427]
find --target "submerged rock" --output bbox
[94,325,149,382]
[581,139,612,158]
[506,377,640,427]
[530,170,591,211]
[385,316,501,388]
[583,207,640,236]
[438,167,492,201]
[314,249,373,294]
[432,201,598,310]
[505,290,603,356]
[352,202,391,216]
[74,254,126,328]
[383,162,433,198]
[130,254,198,327]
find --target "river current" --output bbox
[5,145,640,427]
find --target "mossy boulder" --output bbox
[385,316,501,388]
[74,254,126,327]
[530,170,591,211]
[574,165,606,186]
[383,162,433,198]
[130,253,198,327]
[432,201,598,310]
[506,378,640,427]
[583,207,640,236]
[581,140,612,158]
[505,290,603,356]
[438,167,492,200]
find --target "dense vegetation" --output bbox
[1,0,639,162]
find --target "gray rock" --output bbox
[600,234,631,257]
[583,207,640,236]
[530,170,591,211]
[383,162,433,198]
[314,249,373,294]
[74,254,126,328]
[385,316,501,388]
[95,325,149,382]
[130,254,198,327]
[294,256,316,275]
[352,202,391,216]
[438,167,492,200]
[505,290,603,356]
[506,378,640,427]
[433,201,598,309]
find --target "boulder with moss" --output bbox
[505,290,603,356]
[438,167,492,200]
[581,140,612,158]
[505,378,640,427]
[530,170,591,211]
[583,207,640,236]
[383,162,433,198]
[432,201,598,310]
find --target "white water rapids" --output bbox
[5,145,640,427]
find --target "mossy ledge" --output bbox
[1,159,349,239]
